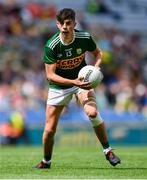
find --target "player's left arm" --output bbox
[91,48,103,68]
[87,34,102,68]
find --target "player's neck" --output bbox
[60,31,75,45]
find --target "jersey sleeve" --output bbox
[87,35,97,52]
[43,46,57,64]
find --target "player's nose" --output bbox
[63,23,67,29]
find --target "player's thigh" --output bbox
[47,87,75,106]
[45,105,64,131]
[77,89,97,109]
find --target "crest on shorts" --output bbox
[76,48,82,54]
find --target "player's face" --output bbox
[57,19,76,35]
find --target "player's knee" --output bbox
[86,109,97,118]
[44,129,56,138]
[83,97,97,118]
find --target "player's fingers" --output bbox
[79,82,92,89]
[82,82,91,86]
[81,86,92,90]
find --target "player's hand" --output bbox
[95,66,101,70]
[95,66,104,81]
[72,77,93,90]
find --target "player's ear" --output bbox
[56,21,60,29]
[74,21,77,27]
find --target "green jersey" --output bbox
[43,29,97,89]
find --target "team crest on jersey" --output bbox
[76,48,82,54]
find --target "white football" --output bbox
[78,65,103,88]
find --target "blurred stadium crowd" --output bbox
[0,0,147,124]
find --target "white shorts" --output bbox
[47,87,85,106]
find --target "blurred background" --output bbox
[0,0,147,146]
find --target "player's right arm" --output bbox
[45,63,91,89]
[45,63,73,85]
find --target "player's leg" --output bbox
[77,89,121,166]
[77,89,108,144]
[36,105,64,169]
[36,87,74,169]
[43,105,64,162]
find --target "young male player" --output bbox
[36,8,121,169]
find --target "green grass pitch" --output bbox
[0,145,147,179]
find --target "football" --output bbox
[78,65,103,88]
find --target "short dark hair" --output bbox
[56,8,75,24]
